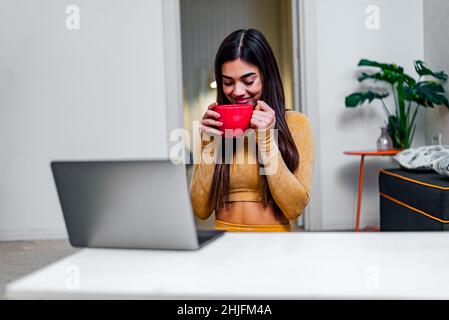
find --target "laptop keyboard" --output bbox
[197,230,224,245]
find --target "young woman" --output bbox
[189,29,313,232]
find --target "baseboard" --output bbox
[0,228,68,241]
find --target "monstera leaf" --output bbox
[358,59,404,73]
[345,91,389,108]
[414,60,448,81]
[404,81,449,108]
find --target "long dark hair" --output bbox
[210,28,299,217]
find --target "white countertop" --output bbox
[6,232,449,299]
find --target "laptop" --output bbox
[50,159,224,250]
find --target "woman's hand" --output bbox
[200,102,223,136]
[250,100,276,130]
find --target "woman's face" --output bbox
[221,58,263,106]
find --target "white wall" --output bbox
[300,0,425,230]
[0,0,181,240]
[423,0,449,144]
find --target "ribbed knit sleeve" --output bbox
[256,111,313,220]
[188,132,219,220]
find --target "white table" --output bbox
[6,232,449,299]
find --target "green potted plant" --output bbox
[345,59,449,149]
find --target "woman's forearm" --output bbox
[188,134,220,220]
[256,114,313,220]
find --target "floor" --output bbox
[0,239,78,300]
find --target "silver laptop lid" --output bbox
[51,159,200,250]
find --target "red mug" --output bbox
[214,104,254,138]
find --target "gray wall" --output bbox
[423,0,449,144]
[301,0,425,230]
[0,0,178,240]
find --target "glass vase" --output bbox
[377,127,393,151]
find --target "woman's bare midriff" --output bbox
[215,201,289,225]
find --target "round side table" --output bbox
[343,149,402,232]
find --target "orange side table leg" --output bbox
[355,155,365,232]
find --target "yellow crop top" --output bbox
[189,110,313,221]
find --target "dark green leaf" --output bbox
[358,59,404,74]
[414,60,448,81]
[403,81,449,108]
[345,91,389,108]
[357,59,414,85]
[402,74,417,87]
[358,71,400,84]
